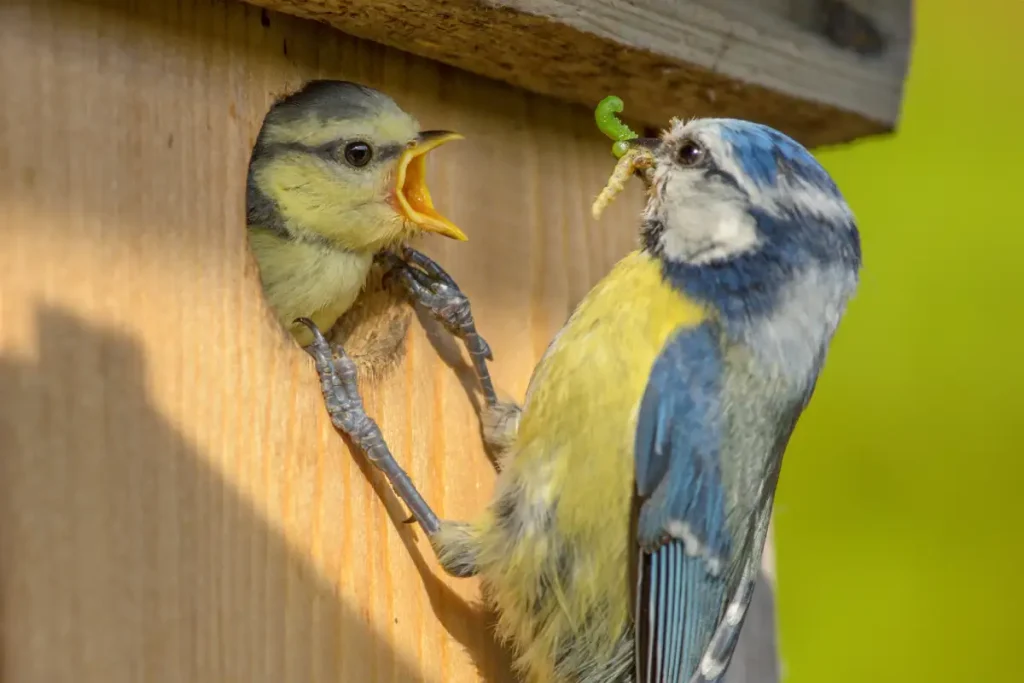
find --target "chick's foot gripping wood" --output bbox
[299,317,482,578]
[385,247,523,458]
[386,246,500,409]
[298,318,441,534]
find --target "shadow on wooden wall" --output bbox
[0,307,516,681]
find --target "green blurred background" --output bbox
[776,1,1024,681]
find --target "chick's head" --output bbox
[247,80,465,252]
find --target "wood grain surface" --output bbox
[239,0,912,147]
[0,1,777,681]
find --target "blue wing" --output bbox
[633,322,735,683]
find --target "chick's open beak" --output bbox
[395,130,467,241]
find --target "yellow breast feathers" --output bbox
[249,227,373,345]
[516,249,708,459]
[474,250,708,679]
[513,247,708,542]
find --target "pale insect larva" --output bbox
[591,147,653,220]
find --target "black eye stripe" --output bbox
[702,166,744,193]
[331,141,407,163]
[258,140,405,165]
[374,143,405,162]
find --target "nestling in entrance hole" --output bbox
[244,79,497,383]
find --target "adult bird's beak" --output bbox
[394,130,467,241]
[626,137,659,190]
[629,137,661,151]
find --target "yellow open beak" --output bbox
[394,130,467,241]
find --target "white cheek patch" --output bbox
[653,169,760,264]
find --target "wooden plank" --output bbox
[0,0,780,681]
[239,0,912,147]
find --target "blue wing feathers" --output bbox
[640,542,728,682]
[656,552,668,681]
[666,547,680,680]
[634,325,730,559]
[634,323,734,683]
[646,556,658,680]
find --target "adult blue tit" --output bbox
[248,80,499,407]
[300,115,861,683]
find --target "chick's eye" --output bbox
[676,139,705,167]
[343,141,373,167]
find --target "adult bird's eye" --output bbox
[677,139,705,167]
[343,141,373,167]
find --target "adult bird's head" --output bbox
[633,118,862,319]
[247,80,466,252]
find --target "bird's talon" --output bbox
[477,338,494,361]
[388,249,500,408]
[401,246,457,286]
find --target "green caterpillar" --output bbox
[594,95,638,158]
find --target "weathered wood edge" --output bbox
[240,0,911,148]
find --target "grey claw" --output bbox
[402,246,457,287]
[296,316,326,344]
[297,317,336,371]
[391,249,499,408]
[477,336,494,362]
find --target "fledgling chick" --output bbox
[248,79,500,409]
[300,117,861,683]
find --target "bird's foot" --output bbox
[481,400,522,464]
[297,317,440,535]
[387,246,499,408]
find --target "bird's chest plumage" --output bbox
[513,251,709,528]
[476,252,836,683]
[249,228,372,341]
[714,284,837,521]
[477,251,709,681]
